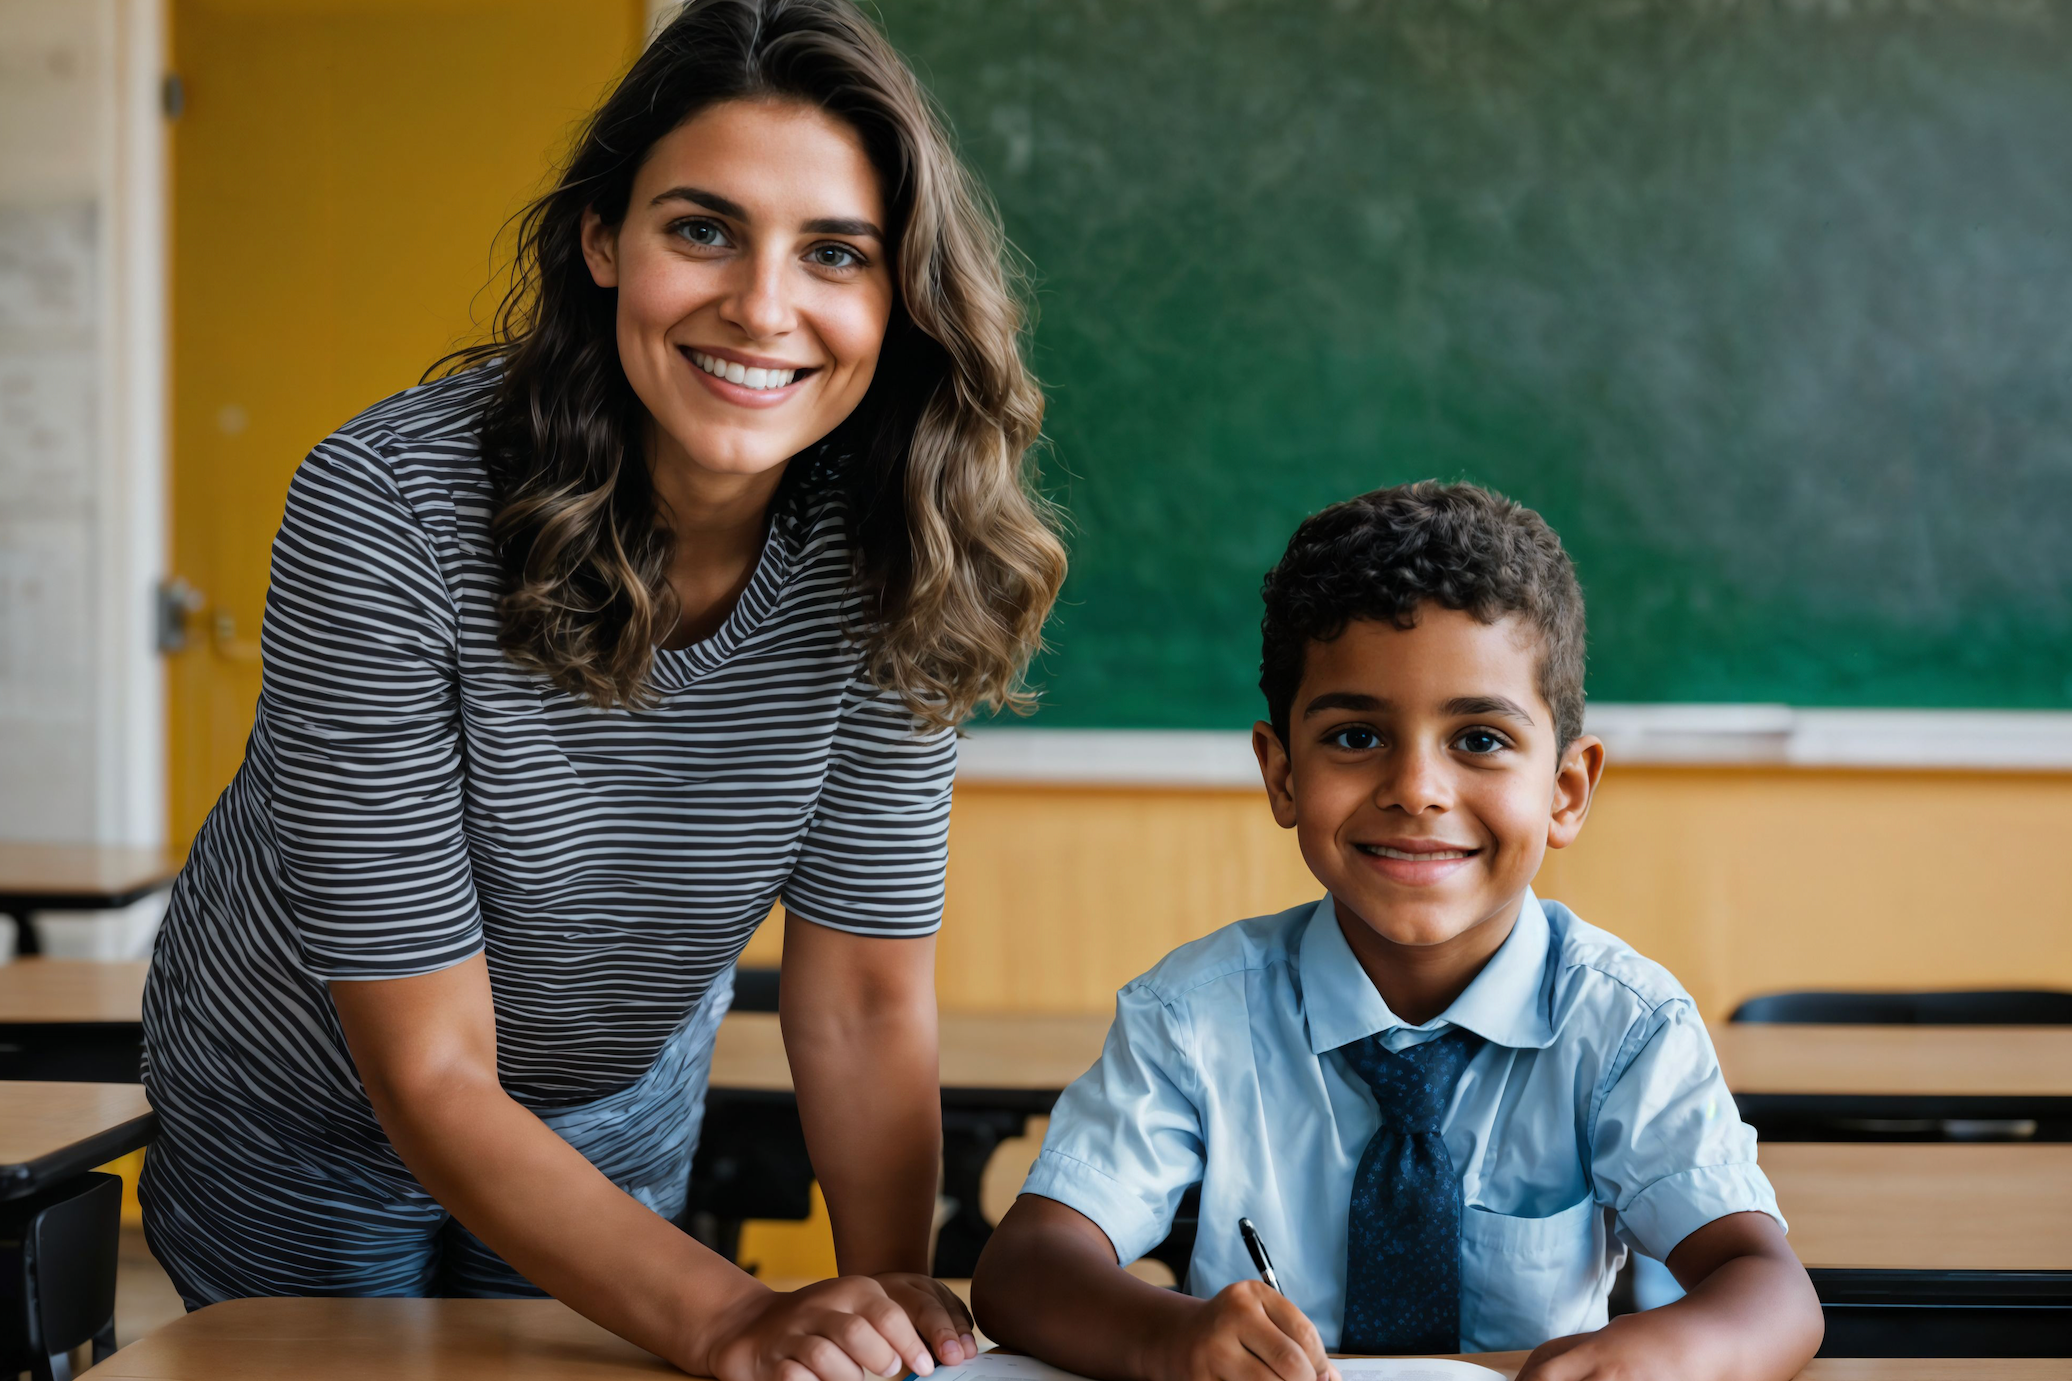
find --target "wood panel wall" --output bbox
[744,765,2072,1019]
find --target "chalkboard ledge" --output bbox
[958,708,2072,787]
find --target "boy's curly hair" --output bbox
[1259,481,1586,750]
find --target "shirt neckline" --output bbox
[644,503,806,695]
[1297,889,1559,1054]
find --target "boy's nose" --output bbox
[1377,745,1450,813]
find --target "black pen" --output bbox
[1238,1217,1282,1294]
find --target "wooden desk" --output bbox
[0,844,179,957]
[0,959,150,1082]
[1716,1023,2072,1099]
[1715,1022,2072,1137]
[1764,1141,2072,1270]
[712,1011,1109,1100]
[75,1299,2072,1380]
[0,1080,155,1200]
[0,959,149,1024]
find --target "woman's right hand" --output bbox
[705,1276,941,1381]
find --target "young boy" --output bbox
[972,484,1822,1380]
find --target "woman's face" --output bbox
[581,99,895,483]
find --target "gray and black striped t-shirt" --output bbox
[144,368,953,1121]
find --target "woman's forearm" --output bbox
[786,985,942,1274]
[333,960,766,1374]
[365,1064,765,1371]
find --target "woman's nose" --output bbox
[719,252,798,342]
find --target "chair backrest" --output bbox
[1730,989,2072,1025]
[0,1170,121,1373]
[731,966,781,1014]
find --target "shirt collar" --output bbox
[1297,888,1558,1055]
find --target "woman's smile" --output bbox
[682,345,818,407]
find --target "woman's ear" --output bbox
[579,207,621,289]
[1547,734,1605,850]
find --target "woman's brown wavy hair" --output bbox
[445,0,1064,728]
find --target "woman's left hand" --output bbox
[874,1272,979,1366]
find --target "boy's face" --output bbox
[1253,606,1603,957]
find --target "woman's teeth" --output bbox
[1361,845,1472,861]
[690,351,797,391]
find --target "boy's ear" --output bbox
[1253,721,1299,830]
[1547,733,1605,850]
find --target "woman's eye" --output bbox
[672,218,731,248]
[1456,728,1508,755]
[807,242,864,269]
[1327,726,1381,751]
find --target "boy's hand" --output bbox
[1513,1312,1685,1380]
[1156,1280,1341,1381]
[706,1276,938,1381]
[873,1271,980,1365]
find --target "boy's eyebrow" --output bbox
[1302,691,1385,718]
[649,187,884,241]
[1445,694,1535,724]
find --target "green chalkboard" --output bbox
[875,0,2072,728]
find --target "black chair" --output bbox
[0,1171,122,1381]
[1731,989,2072,1026]
[1812,1270,2072,1357]
[731,966,782,1015]
[0,1025,145,1084]
[683,966,802,1266]
[1138,1184,1199,1284]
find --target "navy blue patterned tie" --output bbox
[1337,1025,1484,1355]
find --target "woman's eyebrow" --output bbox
[649,185,748,218]
[646,187,882,241]
[801,216,883,241]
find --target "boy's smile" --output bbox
[1253,605,1603,1021]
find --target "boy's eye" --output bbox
[1326,725,1381,751]
[1455,728,1508,755]
[807,242,864,269]
[671,218,732,248]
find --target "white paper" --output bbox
[930,1358,1085,1381]
[1336,1360,1506,1381]
[929,1355,1504,1381]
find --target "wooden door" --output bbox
[166,0,646,846]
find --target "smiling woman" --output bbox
[460,7,1059,720]
[138,3,1064,1379]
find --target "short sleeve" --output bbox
[1020,982,1207,1264]
[259,439,483,981]
[779,675,953,936]
[1588,999,1784,1260]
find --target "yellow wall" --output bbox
[167,0,647,844]
[746,764,2072,1020]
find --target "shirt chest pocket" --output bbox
[1457,1193,1614,1352]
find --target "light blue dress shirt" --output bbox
[1020,891,1782,1352]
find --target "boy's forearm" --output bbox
[1522,1214,1819,1381]
[973,1199,1198,1381]
[1647,1250,1823,1381]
